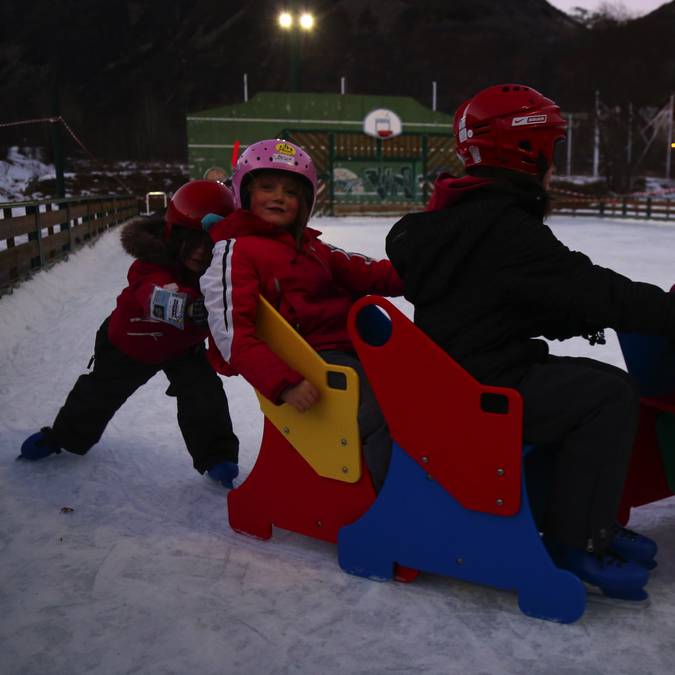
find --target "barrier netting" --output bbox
[0,116,133,195]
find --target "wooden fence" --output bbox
[1,191,672,293]
[551,195,674,221]
[0,195,139,293]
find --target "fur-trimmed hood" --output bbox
[120,215,172,267]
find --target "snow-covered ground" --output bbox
[1,215,675,675]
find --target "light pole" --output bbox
[278,6,315,92]
[666,92,674,180]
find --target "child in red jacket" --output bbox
[200,139,403,491]
[21,181,240,488]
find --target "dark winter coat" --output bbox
[201,209,403,402]
[107,216,208,364]
[386,175,675,385]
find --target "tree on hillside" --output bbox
[570,1,636,28]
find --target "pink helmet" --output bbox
[230,139,317,213]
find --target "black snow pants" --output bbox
[510,355,641,552]
[51,320,239,473]
[320,350,392,493]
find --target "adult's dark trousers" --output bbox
[51,320,239,473]
[320,350,392,493]
[512,355,640,552]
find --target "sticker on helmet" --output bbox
[275,142,297,156]
[469,146,482,163]
[512,114,548,127]
[272,153,296,166]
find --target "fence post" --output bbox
[646,197,652,220]
[422,134,429,205]
[622,197,627,217]
[65,200,72,252]
[3,206,18,282]
[31,202,44,269]
[86,200,92,240]
[599,201,605,217]
[329,133,335,217]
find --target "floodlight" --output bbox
[299,13,315,30]
[278,12,293,29]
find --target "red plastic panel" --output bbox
[228,419,376,543]
[642,393,675,414]
[348,296,522,516]
[617,402,673,525]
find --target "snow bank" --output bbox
[0,147,56,202]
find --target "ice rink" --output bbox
[1,214,674,674]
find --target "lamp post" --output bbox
[666,92,674,180]
[278,6,315,92]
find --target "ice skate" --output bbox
[19,427,62,461]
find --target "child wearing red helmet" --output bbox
[200,139,403,492]
[21,180,240,488]
[386,84,671,602]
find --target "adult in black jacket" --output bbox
[386,84,664,602]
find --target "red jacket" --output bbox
[108,261,208,365]
[201,209,403,402]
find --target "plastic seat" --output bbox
[338,296,586,624]
[616,331,675,523]
[227,296,376,543]
[617,332,675,397]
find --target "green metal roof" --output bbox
[187,92,453,178]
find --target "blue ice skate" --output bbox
[20,427,62,461]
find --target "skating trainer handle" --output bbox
[348,296,523,516]
[255,296,362,483]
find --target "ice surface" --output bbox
[1,216,674,674]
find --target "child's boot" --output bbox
[207,460,239,488]
[610,525,658,570]
[548,541,650,603]
[20,427,62,461]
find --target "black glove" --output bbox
[187,298,208,326]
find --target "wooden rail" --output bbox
[0,195,139,293]
[327,195,675,220]
[551,196,674,221]
[1,192,671,294]
[332,201,420,216]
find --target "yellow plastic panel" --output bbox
[254,296,361,482]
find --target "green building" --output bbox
[187,92,461,215]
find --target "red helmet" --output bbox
[165,180,235,237]
[454,84,567,177]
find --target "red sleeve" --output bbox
[323,242,404,297]
[127,262,203,332]
[201,239,304,402]
[206,333,237,376]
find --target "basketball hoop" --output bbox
[364,109,402,140]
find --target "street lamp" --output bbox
[299,13,315,30]
[277,8,315,92]
[278,12,293,29]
